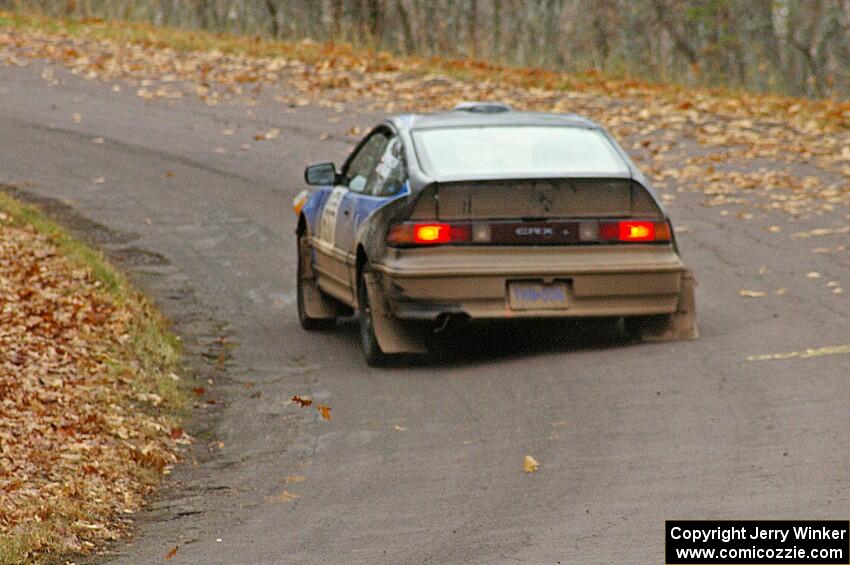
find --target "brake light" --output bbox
[386,220,672,246]
[387,223,471,246]
[415,223,450,243]
[620,221,654,241]
[599,220,671,243]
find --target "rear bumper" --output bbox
[372,245,687,320]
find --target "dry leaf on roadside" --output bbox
[747,345,850,362]
[292,395,313,407]
[272,490,300,502]
[254,128,280,140]
[316,404,332,420]
[165,545,179,560]
[0,207,184,557]
[523,455,539,473]
[739,290,767,298]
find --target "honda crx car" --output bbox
[294,103,697,365]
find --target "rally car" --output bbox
[294,103,697,365]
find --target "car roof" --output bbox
[390,109,600,131]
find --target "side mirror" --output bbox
[304,162,338,186]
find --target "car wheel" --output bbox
[297,233,335,331]
[357,265,387,366]
[623,316,644,340]
[623,315,664,341]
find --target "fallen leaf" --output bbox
[92,177,105,184]
[747,345,850,362]
[165,545,179,560]
[793,227,850,238]
[272,490,300,502]
[523,455,539,473]
[739,289,767,297]
[291,395,312,407]
[806,272,821,278]
[393,424,406,432]
[316,404,332,420]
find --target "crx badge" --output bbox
[516,227,554,236]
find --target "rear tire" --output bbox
[297,233,335,331]
[357,265,387,366]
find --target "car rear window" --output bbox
[412,126,629,178]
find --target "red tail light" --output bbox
[415,223,450,244]
[599,220,671,242]
[387,223,471,246]
[620,221,654,241]
[387,220,671,246]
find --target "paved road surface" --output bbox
[1,60,847,564]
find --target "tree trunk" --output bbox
[332,0,344,41]
[368,0,383,46]
[652,0,700,68]
[265,0,280,38]
[396,0,416,54]
[467,0,478,58]
[492,0,502,62]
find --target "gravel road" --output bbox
[1,59,847,564]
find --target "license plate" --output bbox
[508,282,569,310]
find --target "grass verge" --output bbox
[0,191,187,563]
[0,191,185,406]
